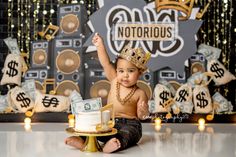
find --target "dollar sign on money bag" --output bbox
[6,60,18,77]
[196,92,208,108]
[176,89,188,102]
[42,96,59,108]
[210,62,224,78]
[16,92,31,108]
[159,91,169,107]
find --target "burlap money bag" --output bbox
[207,59,235,85]
[193,85,212,113]
[0,54,26,86]
[172,83,193,114]
[34,90,70,112]
[153,84,172,113]
[7,86,34,113]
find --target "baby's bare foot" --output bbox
[103,138,121,153]
[65,136,84,150]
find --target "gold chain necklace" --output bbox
[116,81,137,104]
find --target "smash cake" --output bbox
[74,104,114,133]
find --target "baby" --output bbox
[65,33,150,153]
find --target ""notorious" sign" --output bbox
[114,23,175,41]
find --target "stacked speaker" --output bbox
[84,51,110,105]
[25,4,89,97]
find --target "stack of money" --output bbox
[212,92,232,114]
[4,37,21,55]
[71,97,102,114]
[22,79,36,101]
[0,95,8,112]
[148,100,155,113]
[197,44,221,60]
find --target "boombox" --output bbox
[30,40,51,69]
[155,68,186,90]
[57,4,87,38]
[53,38,85,97]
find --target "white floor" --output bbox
[0,123,236,157]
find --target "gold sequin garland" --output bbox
[116,82,137,104]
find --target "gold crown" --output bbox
[155,0,194,20]
[119,44,151,72]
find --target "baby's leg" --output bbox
[103,138,121,153]
[65,136,85,150]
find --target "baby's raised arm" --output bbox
[92,33,116,81]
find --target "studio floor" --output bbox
[0,123,235,157]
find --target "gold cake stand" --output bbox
[66,127,117,152]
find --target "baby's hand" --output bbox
[92,33,103,47]
[137,101,149,120]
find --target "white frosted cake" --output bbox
[75,110,111,133]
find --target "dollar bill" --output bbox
[180,102,194,114]
[187,72,208,87]
[69,90,83,102]
[0,95,8,112]
[4,37,21,55]
[148,100,155,113]
[197,44,221,60]
[71,97,102,114]
[22,79,36,101]
[212,92,230,113]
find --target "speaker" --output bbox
[30,40,51,69]
[84,52,110,105]
[53,38,84,97]
[57,4,87,38]
[189,53,206,75]
[137,70,154,100]
[155,68,186,90]
[24,68,48,93]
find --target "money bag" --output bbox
[193,85,212,113]
[0,54,26,86]
[172,83,193,114]
[7,86,34,113]
[153,84,172,113]
[207,59,235,85]
[34,90,70,112]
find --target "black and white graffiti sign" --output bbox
[84,0,202,73]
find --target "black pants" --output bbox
[97,117,142,151]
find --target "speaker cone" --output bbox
[60,14,80,34]
[55,80,80,96]
[33,49,47,65]
[56,49,80,74]
[191,62,205,74]
[90,80,110,98]
[137,80,152,100]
